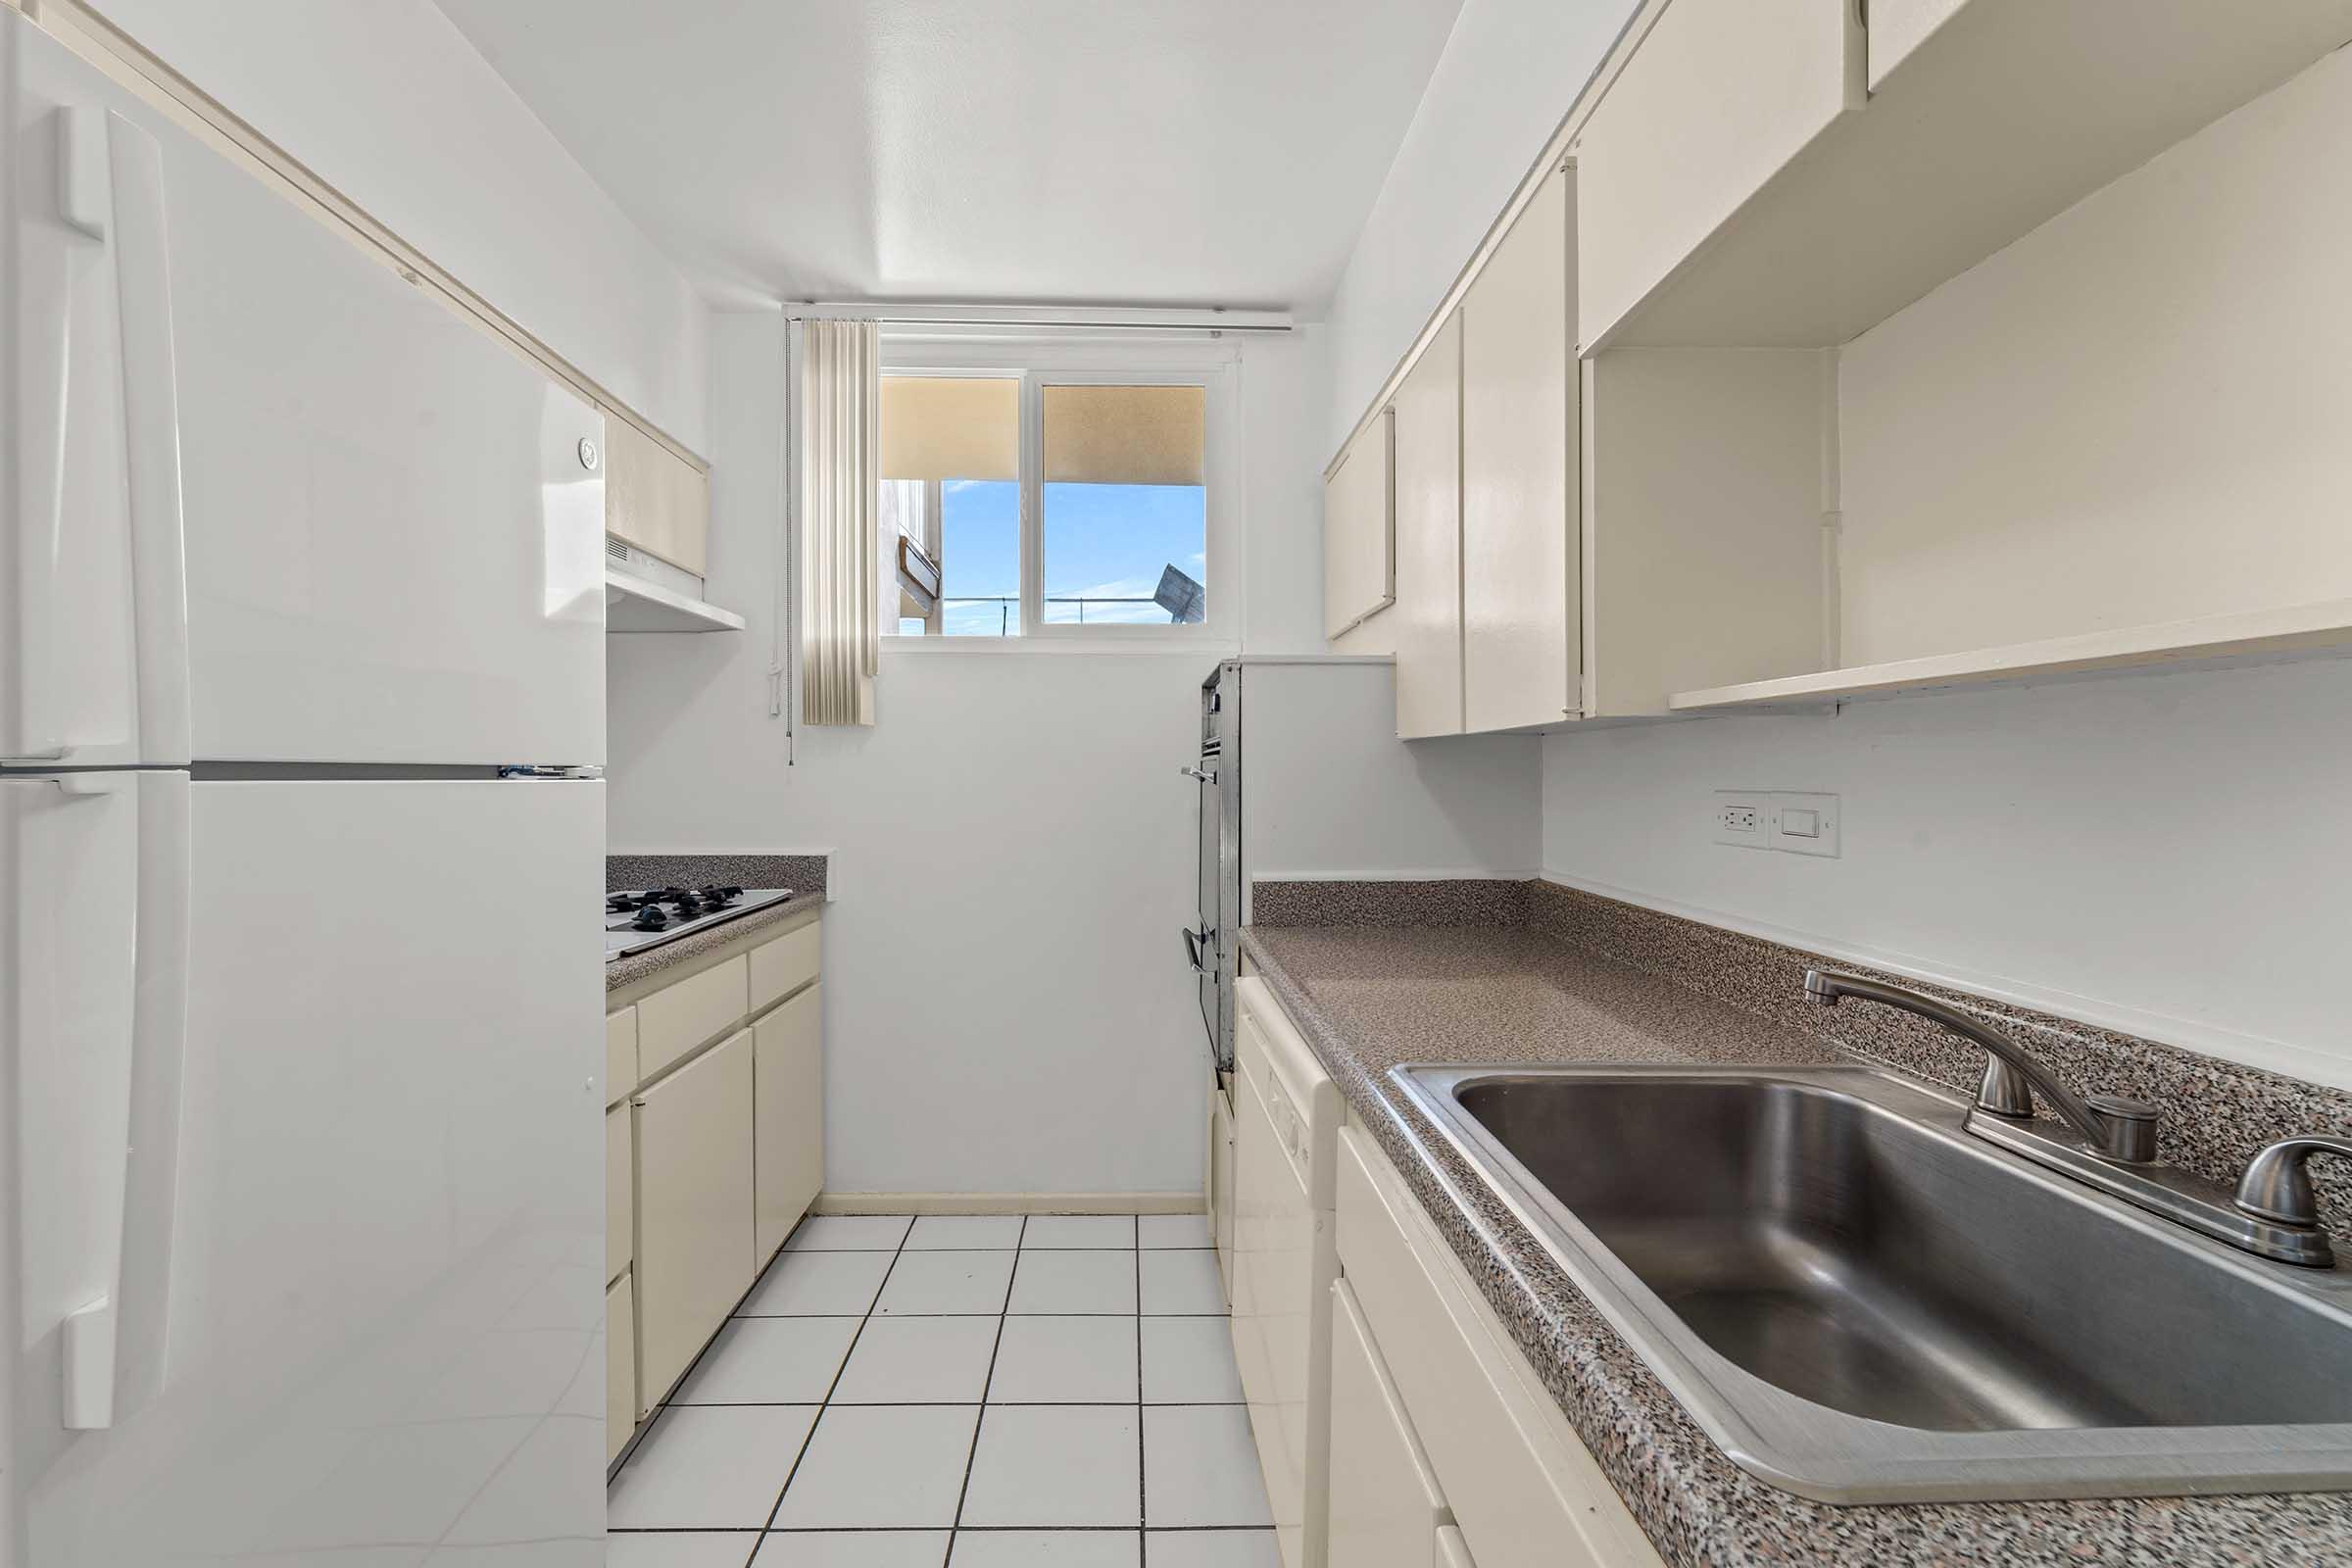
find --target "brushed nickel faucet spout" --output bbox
[1802,969,2160,1163]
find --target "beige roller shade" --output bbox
[1043,385,1205,486]
[881,377,1018,481]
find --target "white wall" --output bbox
[1542,658,2352,1091]
[1320,0,1633,455]
[89,0,712,451]
[610,316,1371,1196]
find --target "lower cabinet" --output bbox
[1328,1278,1451,1568]
[754,983,824,1261]
[1209,1080,1237,1303]
[1334,1124,1664,1568]
[605,1274,636,1463]
[632,1026,755,1413]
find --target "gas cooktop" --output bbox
[605,885,796,960]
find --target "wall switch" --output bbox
[1768,792,1839,858]
[1714,791,1840,858]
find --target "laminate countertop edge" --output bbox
[605,897,826,1000]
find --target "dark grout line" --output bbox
[943,1213,1024,1562]
[750,1215,916,1547]
[1137,1226,1149,1565]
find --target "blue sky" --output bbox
[926,480,1206,635]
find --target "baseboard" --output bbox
[812,1191,1203,1216]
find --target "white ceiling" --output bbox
[435,0,1467,313]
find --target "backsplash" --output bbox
[1254,875,2352,1249]
[608,853,829,899]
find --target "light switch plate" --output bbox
[1713,791,1840,858]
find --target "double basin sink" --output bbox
[1391,1063,2352,1503]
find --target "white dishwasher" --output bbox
[1230,978,1342,1568]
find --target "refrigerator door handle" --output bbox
[3,104,188,767]
[108,105,193,765]
[0,772,188,1431]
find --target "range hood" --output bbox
[606,538,745,633]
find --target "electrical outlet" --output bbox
[1713,793,1771,848]
[1714,791,1840,858]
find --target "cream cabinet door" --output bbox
[1329,1279,1450,1568]
[1230,1052,1312,1568]
[754,983,824,1263]
[1572,0,1861,347]
[604,412,710,575]
[606,1273,636,1459]
[633,1028,754,1407]
[1461,168,1577,733]
[1393,314,1464,739]
[1323,413,1396,639]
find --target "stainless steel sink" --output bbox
[1392,1063,2352,1503]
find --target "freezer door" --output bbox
[12,17,607,768]
[18,779,605,1566]
[2,14,191,767]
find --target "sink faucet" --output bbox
[1802,969,2161,1163]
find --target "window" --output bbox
[878,353,1226,639]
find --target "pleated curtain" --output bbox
[799,319,881,725]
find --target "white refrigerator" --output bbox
[3,12,608,1565]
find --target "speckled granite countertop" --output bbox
[606,896,823,993]
[1240,921,2352,1568]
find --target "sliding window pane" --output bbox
[880,375,1020,636]
[1040,384,1207,626]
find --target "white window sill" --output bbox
[880,635,1240,657]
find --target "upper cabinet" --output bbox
[1461,168,1577,732]
[1323,413,1396,641]
[1327,0,2352,727]
[604,412,711,577]
[1576,0,2352,351]
[1390,317,1463,740]
[1573,0,1862,352]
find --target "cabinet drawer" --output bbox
[607,1102,633,1284]
[636,954,749,1079]
[1336,1127,1662,1568]
[1329,1279,1450,1568]
[1574,0,1860,348]
[754,982,824,1262]
[750,919,820,1014]
[606,1005,637,1105]
[633,1027,755,1405]
[607,1272,636,1458]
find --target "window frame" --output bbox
[878,336,1239,647]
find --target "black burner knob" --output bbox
[630,905,669,931]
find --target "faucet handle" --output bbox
[2234,1135,2352,1228]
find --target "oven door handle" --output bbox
[1183,925,1214,974]
[1180,764,1214,785]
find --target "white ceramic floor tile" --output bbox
[750,1531,952,1567]
[947,1529,1140,1567]
[1007,1250,1138,1315]
[605,1531,761,1568]
[673,1317,862,1405]
[1138,1251,1225,1316]
[1143,1407,1273,1528]
[905,1215,1025,1250]
[873,1251,1017,1316]
[1143,1530,1282,1568]
[608,1405,819,1529]
[958,1406,1141,1528]
[830,1315,1001,1403]
[740,1250,896,1317]
[987,1315,1139,1403]
[786,1215,913,1252]
[769,1405,979,1529]
[1021,1215,1136,1250]
[1137,1214,1213,1250]
[1140,1317,1245,1403]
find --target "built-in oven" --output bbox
[1185,660,1242,1079]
